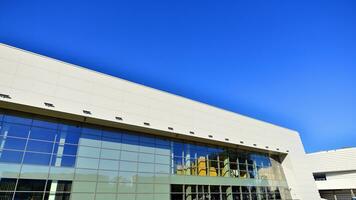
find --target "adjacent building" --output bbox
[308,148,356,200]
[0,43,320,200]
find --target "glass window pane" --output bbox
[79,133,101,147]
[54,180,72,192]
[63,144,78,155]
[0,178,17,191]
[122,133,138,142]
[82,127,102,136]
[14,192,44,199]
[26,140,53,153]
[56,131,80,144]
[52,143,78,156]
[139,144,155,154]
[0,150,23,163]
[59,124,82,134]
[118,171,137,183]
[0,123,30,138]
[4,114,32,125]
[96,182,117,193]
[23,152,51,165]
[102,138,121,150]
[51,155,76,167]
[2,137,27,150]
[95,193,116,200]
[76,157,99,169]
[121,151,138,161]
[99,159,119,171]
[138,153,154,163]
[140,136,155,144]
[137,183,154,193]
[0,163,21,178]
[155,155,170,164]
[117,193,135,200]
[72,181,96,193]
[32,118,58,129]
[156,138,170,147]
[173,142,183,157]
[74,169,97,181]
[98,170,119,182]
[0,192,13,199]
[20,165,49,179]
[119,161,137,172]
[121,142,139,152]
[46,193,71,200]
[155,164,170,174]
[155,146,170,156]
[29,127,57,141]
[17,179,46,191]
[77,146,100,158]
[100,149,120,160]
[102,130,121,140]
[137,163,154,173]
[49,167,75,180]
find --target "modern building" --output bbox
[0,43,320,200]
[308,148,356,200]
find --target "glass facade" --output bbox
[0,109,291,200]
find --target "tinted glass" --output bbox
[2,137,26,150]
[0,178,17,191]
[3,114,32,125]
[0,150,23,163]
[1,123,30,138]
[29,127,57,141]
[32,118,58,130]
[51,155,76,167]
[56,132,80,144]
[56,181,72,192]
[16,179,47,191]
[52,144,78,156]
[0,192,14,199]
[23,153,51,165]
[26,140,54,153]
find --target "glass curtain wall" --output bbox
[0,109,290,200]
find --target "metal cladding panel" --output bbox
[308,148,356,173]
[307,148,356,190]
[0,43,320,199]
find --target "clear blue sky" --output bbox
[1,0,355,153]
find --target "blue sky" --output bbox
[1,0,355,153]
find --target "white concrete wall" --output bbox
[0,43,320,199]
[308,148,356,191]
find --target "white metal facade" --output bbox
[308,148,356,200]
[0,43,320,199]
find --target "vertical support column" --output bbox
[253,160,257,179]
[219,185,223,200]
[185,185,192,200]
[351,189,355,197]
[185,145,191,176]
[256,187,262,200]
[333,191,337,200]
[248,187,252,200]
[207,154,210,177]
[223,157,230,177]
[237,157,240,178]
[217,155,221,177]
[225,186,233,200]
[245,159,249,179]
